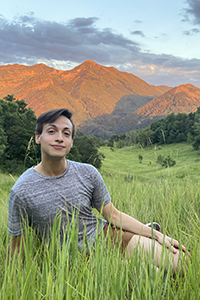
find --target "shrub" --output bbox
[157,155,176,168]
[138,154,143,163]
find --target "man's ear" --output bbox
[35,132,41,144]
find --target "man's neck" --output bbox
[34,158,68,176]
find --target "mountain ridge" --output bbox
[0,60,170,126]
[1,60,200,138]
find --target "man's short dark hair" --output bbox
[36,108,76,139]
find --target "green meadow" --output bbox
[0,142,200,299]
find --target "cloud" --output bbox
[117,60,200,87]
[183,0,200,25]
[0,15,140,66]
[134,20,142,24]
[17,12,37,24]
[69,17,99,27]
[131,30,145,38]
[183,27,200,35]
[0,14,200,87]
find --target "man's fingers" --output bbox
[169,241,189,255]
[181,245,186,252]
[171,239,179,248]
[158,235,188,255]
[171,240,186,253]
[164,239,178,253]
[169,244,177,253]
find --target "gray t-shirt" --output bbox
[9,160,111,250]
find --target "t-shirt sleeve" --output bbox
[90,166,111,209]
[8,189,26,236]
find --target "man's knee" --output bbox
[126,235,144,256]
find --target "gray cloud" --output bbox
[183,0,200,25]
[69,17,99,27]
[134,20,142,24]
[0,14,200,87]
[17,12,36,24]
[192,27,200,33]
[0,15,140,65]
[183,27,200,35]
[183,30,191,35]
[131,30,145,37]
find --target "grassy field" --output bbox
[100,142,200,181]
[0,142,199,299]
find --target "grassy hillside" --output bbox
[0,143,199,299]
[100,142,200,234]
[100,142,200,181]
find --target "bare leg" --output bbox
[126,235,185,274]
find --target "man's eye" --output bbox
[64,132,70,136]
[48,130,55,134]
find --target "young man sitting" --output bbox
[8,108,188,274]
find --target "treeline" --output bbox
[107,109,200,150]
[0,95,105,174]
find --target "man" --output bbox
[8,108,188,273]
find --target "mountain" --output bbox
[1,60,200,139]
[134,84,200,117]
[0,60,170,126]
[78,84,200,138]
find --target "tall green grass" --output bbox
[0,143,199,299]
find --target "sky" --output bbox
[0,0,200,87]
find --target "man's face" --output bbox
[35,115,73,160]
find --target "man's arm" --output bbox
[8,233,26,260]
[99,201,186,254]
[100,202,158,239]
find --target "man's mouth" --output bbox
[51,145,65,149]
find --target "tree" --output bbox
[0,95,38,173]
[150,113,189,145]
[136,128,154,147]
[190,108,200,150]
[67,132,105,169]
[0,104,7,156]
[0,124,7,156]
[67,144,82,162]
[107,135,120,147]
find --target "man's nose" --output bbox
[55,131,63,141]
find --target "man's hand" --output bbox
[156,233,186,254]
